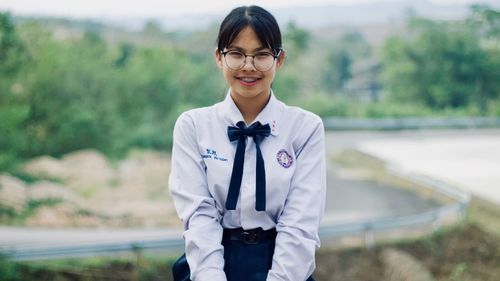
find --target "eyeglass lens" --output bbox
[224,51,276,71]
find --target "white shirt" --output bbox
[169,91,326,281]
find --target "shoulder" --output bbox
[277,102,324,155]
[174,104,219,128]
[278,104,325,157]
[177,106,213,122]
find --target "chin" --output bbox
[237,88,262,98]
[234,92,255,99]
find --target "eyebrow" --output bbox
[226,45,271,52]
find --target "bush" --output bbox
[0,254,20,281]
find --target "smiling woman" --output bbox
[215,25,285,123]
[168,5,326,281]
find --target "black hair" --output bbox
[216,6,282,55]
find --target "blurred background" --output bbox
[1,0,499,280]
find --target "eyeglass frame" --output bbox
[219,48,283,72]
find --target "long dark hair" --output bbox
[216,6,282,55]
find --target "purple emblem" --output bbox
[276,149,293,168]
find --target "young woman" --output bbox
[169,5,326,281]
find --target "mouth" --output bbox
[236,76,261,86]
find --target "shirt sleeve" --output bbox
[267,116,326,281]
[169,112,227,281]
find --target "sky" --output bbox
[0,0,487,19]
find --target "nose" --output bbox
[241,55,256,71]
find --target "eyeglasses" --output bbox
[220,49,281,72]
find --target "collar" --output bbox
[218,89,283,136]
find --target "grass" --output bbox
[9,254,179,281]
[467,196,500,237]
[0,198,63,226]
[5,163,65,185]
[315,221,500,281]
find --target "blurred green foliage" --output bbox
[0,13,227,169]
[1,6,500,169]
[381,5,500,111]
[0,253,19,281]
[322,31,371,92]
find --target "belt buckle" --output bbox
[241,229,259,244]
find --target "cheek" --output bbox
[222,69,234,81]
[265,70,276,82]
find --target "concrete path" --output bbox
[0,227,182,249]
[323,130,446,223]
[354,129,500,205]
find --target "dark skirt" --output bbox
[172,228,315,281]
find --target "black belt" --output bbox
[223,227,277,245]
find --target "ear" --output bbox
[215,48,223,69]
[275,49,286,70]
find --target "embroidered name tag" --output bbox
[202,149,228,162]
[276,149,293,168]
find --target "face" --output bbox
[216,26,285,104]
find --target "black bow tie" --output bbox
[226,121,271,211]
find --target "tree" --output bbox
[0,12,26,75]
[467,5,500,112]
[142,20,164,40]
[272,22,312,103]
[322,31,370,93]
[323,49,352,91]
[0,12,30,169]
[468,4,500,41]
[380,15,499,112]
[283,21,310,53]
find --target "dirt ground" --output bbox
[315,222,500,281]
[1,149,180,228]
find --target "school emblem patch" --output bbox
[276,149,293,168]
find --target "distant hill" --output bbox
[5,0,500,33]
[10,0,500,48]
[94,0,500,31]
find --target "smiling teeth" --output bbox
[241,78,257,82]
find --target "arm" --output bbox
[267,117,326,281]
[169,112,227,281]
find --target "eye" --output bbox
[227,51,244,59]
[254,52,273,59]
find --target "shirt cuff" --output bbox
[193,267,227,281]
[266,271,287,281]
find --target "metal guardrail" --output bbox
[323,117,500,130]
[3,164,470,261]
[319,165,470,247]
[6,239,185,261]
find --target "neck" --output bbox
[231,90,271,124]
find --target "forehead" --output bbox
[228,26,270,51]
